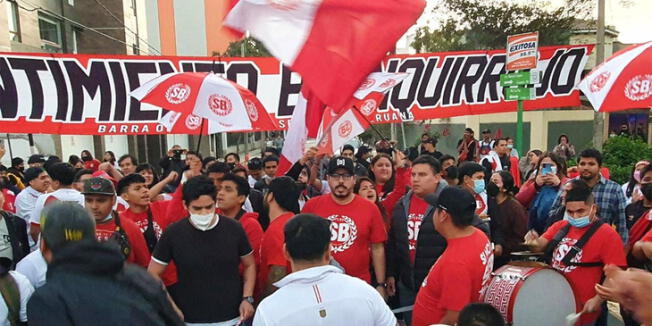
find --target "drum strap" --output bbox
[561,221,604,267]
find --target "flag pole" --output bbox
[352,106,388,140]
[196,118,205,152]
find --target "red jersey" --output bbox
[642,227,652,242]
[407,195,429,264]
[95,216,150,268]
[258,212,294,296]
[413,229,494,326]
[120,201,171,239]
[542,221,626,324]
[1,189,16,214]
[302,194,387,283]
[121,201,178,286]
[238,212,263,265]
[84,159,102,172]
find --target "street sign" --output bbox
[506,32,539,71]
[504,87,535,101]
[500,70,541,87]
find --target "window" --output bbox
[38,13,62,46]
[7,1,21,42]
[72,29,79,54]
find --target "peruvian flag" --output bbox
[277,86,326,175]
[578,41,652,112]
[225,0,426,111]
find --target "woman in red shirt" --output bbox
[81,150,102,172]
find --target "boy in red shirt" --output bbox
[301,157,387,296]
[117,174,171,254]
[525,180,626,325]
[81,177,150,267]
[259,176,300,299]
[216,174,263,266]
[412,187,494,326]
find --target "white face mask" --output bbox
[190,212,217,231]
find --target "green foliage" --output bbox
[411,0,593,52]
[220,37,271,57]
[602,136,652,184]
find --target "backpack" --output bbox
[142,210,158,254]
[107,212,132,260]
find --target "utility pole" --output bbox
[592,0,606,150]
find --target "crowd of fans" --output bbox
[0,127,650,326]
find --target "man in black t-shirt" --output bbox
[148,175,256,325]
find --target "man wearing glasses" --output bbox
[302,156,388,299]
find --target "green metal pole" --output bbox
[516,99,524,155]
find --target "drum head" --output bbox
[512,269,576,326]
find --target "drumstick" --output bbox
[566,312,581,326]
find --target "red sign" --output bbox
[506,32,539,71]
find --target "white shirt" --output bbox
[14,187,44,249]
[253,265,395,326]
[248,175,258,188]
[15,187,43,222]
[30,188,85,226]
[0,271,34,324]
[15,250,47,289]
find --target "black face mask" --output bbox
[17,167,24,172]
[641,183,652,202]
[486,182,500,197]
[81,156,92,162]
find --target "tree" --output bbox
[219,37,271,57]
[412,0,594,52]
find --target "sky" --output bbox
[416,0,652,44]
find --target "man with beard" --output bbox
[301,157,387,298]
[549,149,628,243]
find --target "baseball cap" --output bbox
[423,137,438,145]
[327,156,355,175]
[426,187,476,226]
[40,202,96,253]
[356,145,372,156]
[81,177,116,196]
[28,154,46,164]
[482,129,492,134]
[24,167,46,184]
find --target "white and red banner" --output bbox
[0,45,592,135]
[316,107,369,155]
[578,41,652,112]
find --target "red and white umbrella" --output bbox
[578,41,652,112]
[131,72,277,132]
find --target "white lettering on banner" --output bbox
[0,46,591,134]
[328,215,358,253]
[480,241,495,297]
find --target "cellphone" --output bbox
[541,163,552,175]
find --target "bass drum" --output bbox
[482,265,576,326]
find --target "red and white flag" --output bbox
[225,0,426,111]
[316,107,369,155]
[277,89,310,176]
[578,41,652,112]
[354,72,411,100]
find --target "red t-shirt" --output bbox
[642,227,652,242]
[258,212,294,296]
[121,201,178,286]
[120,201,171,240]
[408,195,429,264]
[1,189,16,214]
[239,212,263,266]
[542,221,626,324]
[412,229,494,326]
[95,216,150,268]
[302,194,387,283]
[84,159,102,172]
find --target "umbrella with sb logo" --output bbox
[130,72,278,133]
[578,41,652,112]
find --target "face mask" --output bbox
[641,183,652,201]
[473,179,485,194]
[190,212,216,231]
[564,208,592,228]
[82,156,91,162]
[634,170,642,183]
[507,144,514,149]
[17,167,24,172]
[486,182,500,197]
